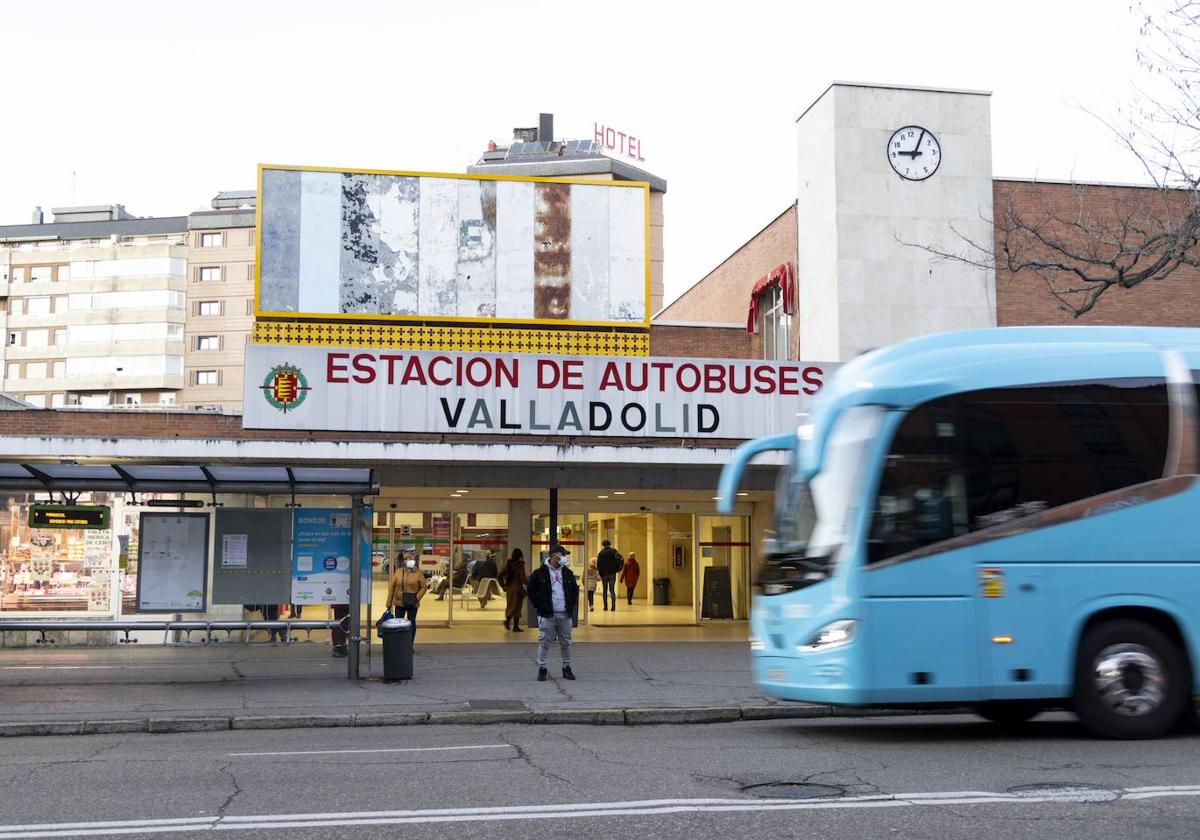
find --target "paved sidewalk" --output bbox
[0,640,818,735]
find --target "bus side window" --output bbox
[868,378,1169,566]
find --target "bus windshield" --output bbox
[764,405,885,590]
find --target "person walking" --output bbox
[500,548,528,632]
[596,539,623,611]
[620,552,641,606]
[387,550,428,641]
[526,544,578,681]
[584,557,598,610]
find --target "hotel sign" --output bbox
[243,346,836,439]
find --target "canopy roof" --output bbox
[0,462,377,495]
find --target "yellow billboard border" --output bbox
[253,163,653,330]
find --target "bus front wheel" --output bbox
[974,701,1043,727]
[1073,619,1188,740]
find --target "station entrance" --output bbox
[368,488,756,629]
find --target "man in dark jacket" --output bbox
[595,540,624,612]
[525,544,579,681]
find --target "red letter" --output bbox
[650,362,672,390]
[753,365,776,394]
[600,361,624,391]
[537,359,560,388]
[562,360,583,390]
[778,366,800,395]
[677,363,701,393]
[703,364,727,394]
[401,356,427,386]
[617,131,627,155]
[594,122,604,145]
[605,127,616,149]
[429,356,453,386]
[352,353,376,384]
[379,354,403,385]
[802,366,824,395]
[327,353,349,383]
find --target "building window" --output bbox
[11,267,25,283]
[5,363,19,379]
[759,284,790,360]
[160,393,177,405]
[24,394,46,408]
[51,361,65,378]
[197,301,220,316]
[196,335,219,351]
[199,233,222,248]
[57,265,71,282]
[195,370,219,386]
[198,266,221,282]
[29,266,52,283]
[8,300,20,315]
[123,394,141,405]
[52,329,65,346]
[51,393,64,408]
[6,332,17,346]
[25,297,50,315]
[25,362,47,379]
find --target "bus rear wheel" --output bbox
[974,701,1043,727]
[1073,619,1188,740]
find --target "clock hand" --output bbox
[909,129,926,157]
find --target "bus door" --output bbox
[974,561,1055,699]
[862,549,981,702]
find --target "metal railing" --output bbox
[0,619,347,646]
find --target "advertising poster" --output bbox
[291,508,372,605]
[84,529,112,569]
[136,513,209,612]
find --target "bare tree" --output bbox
[920,1,1200,318]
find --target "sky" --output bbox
[0,0,1154,306]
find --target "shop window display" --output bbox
[0,493,142,615]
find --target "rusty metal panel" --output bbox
[534,182,571,320]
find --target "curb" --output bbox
[0,703,961,738]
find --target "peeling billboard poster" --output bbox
[256,165,650,326]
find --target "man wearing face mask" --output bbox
[525,544,579,682]
[387,550,428,641]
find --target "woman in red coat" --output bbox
[619,552,641,606]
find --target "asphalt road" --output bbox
[1,713,1199,839]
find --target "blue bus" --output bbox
[718,326,1200,738]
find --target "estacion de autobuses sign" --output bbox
[243,346,838,439]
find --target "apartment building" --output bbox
[183,191,255,411]
[0,206,189,408]
[0,194,257,411]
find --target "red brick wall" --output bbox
[649,324,753,358]
[994,180,1200,326]
[657,204,796,326]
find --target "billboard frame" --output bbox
[254,163,653,329]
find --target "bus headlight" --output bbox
[800,619,858,651]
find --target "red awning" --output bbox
[747,262,794,332]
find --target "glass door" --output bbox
[451,513,508,623]
[697,515,751,620]
[372,511,452,629]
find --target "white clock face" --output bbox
[887,125,941,181]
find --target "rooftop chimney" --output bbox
[31,206,43,224]
[538,113,553,143]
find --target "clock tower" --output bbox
[795,83,996,361]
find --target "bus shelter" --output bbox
[0,461,379,679]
